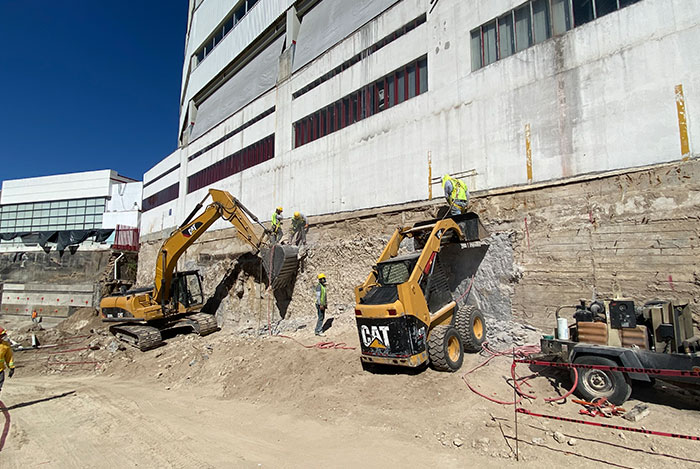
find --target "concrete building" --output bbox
[0,169,142,252]
[0,170,142,325]
[137,0,699,327]
[141,0,697,238]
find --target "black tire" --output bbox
[454,306,486,352]
[428,325,464,372]
[572,355,632,405]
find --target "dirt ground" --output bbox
[1,308,699,468]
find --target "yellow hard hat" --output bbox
[276,206,283,212]
[294,211,300,218]
[317,273,326,280]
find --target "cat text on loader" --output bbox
[354,213,489,371]
[100,189,298,350]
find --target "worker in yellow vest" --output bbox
[442,174,470,216]
[271,206,283,243]
[0,327,15,394]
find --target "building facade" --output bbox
[141,0,698,237]
[0,169,142,252]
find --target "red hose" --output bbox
[275,334,355,350]
[464,341,579,405]
[0,400,10,452]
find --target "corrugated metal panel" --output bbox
[190,35,285,140]
[292,0,399,72]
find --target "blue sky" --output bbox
[0,1,188,182]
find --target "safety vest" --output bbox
[316,282,327,306]
[0,341,14,372]
[442,176,468,203]
[271,211,281,230]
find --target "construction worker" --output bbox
[271,206,283,243]
[0,327,15,394]
[31,310,39,323]
[442,174,470,216]
[315,273,328,337]
[289,211,309,246]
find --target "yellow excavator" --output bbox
[100,189,298,350]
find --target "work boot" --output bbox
[315,332,325,337]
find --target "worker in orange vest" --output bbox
[0,327,15,394]
[31,310,38,323]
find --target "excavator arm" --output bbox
[153,189,269,305]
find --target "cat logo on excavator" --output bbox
[183,222,203,238]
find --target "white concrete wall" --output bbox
[1,169,115,205]
[144,0,699,237]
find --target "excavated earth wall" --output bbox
[137,159,699,332]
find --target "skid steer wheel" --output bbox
[572,355,632,405]
[454,306,486,353]
[428,325,464,372]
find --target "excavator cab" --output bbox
[170,271,204,312]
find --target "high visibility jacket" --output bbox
[442,176,468,203]
[0,340,14,372]
[271,212,282,231]
[315,282,327,306]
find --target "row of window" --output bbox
[292,14,427,100]
[294,56,428,148]
[471,0,642,70]
[0,205,104,220]
[188,135,275,193]
[188,107,275,160]
[0,197,106,213]
[193,0,260,69]
[0,216,103,233]
[142,183,179,212]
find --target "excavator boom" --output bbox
[153,189,269,304]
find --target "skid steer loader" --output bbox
[354,213,489,371]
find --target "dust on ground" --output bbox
[1,309,699,468]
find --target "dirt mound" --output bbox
[56,307,105,334]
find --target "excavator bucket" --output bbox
[260,244,299,289]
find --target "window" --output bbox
[407,64,417,99]
[187,135,275,194]
[532,0,551,44]
[573,0,595,26]
[471,0,639,70]
[483,21,498,65]
[293,56,428,148]
[596,0,618,17]
[498,14,515,59]
[192,0,262,69]
[514,5,532,52]
[551,0,572,35]
[470,30,482,70]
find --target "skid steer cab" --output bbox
[354,213,489,372]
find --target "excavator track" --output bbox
[187,313,219,336]
[109,324,163,351]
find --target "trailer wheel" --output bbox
[573,355,632,405]
[428,325,464,372]
[455,306,486,353]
